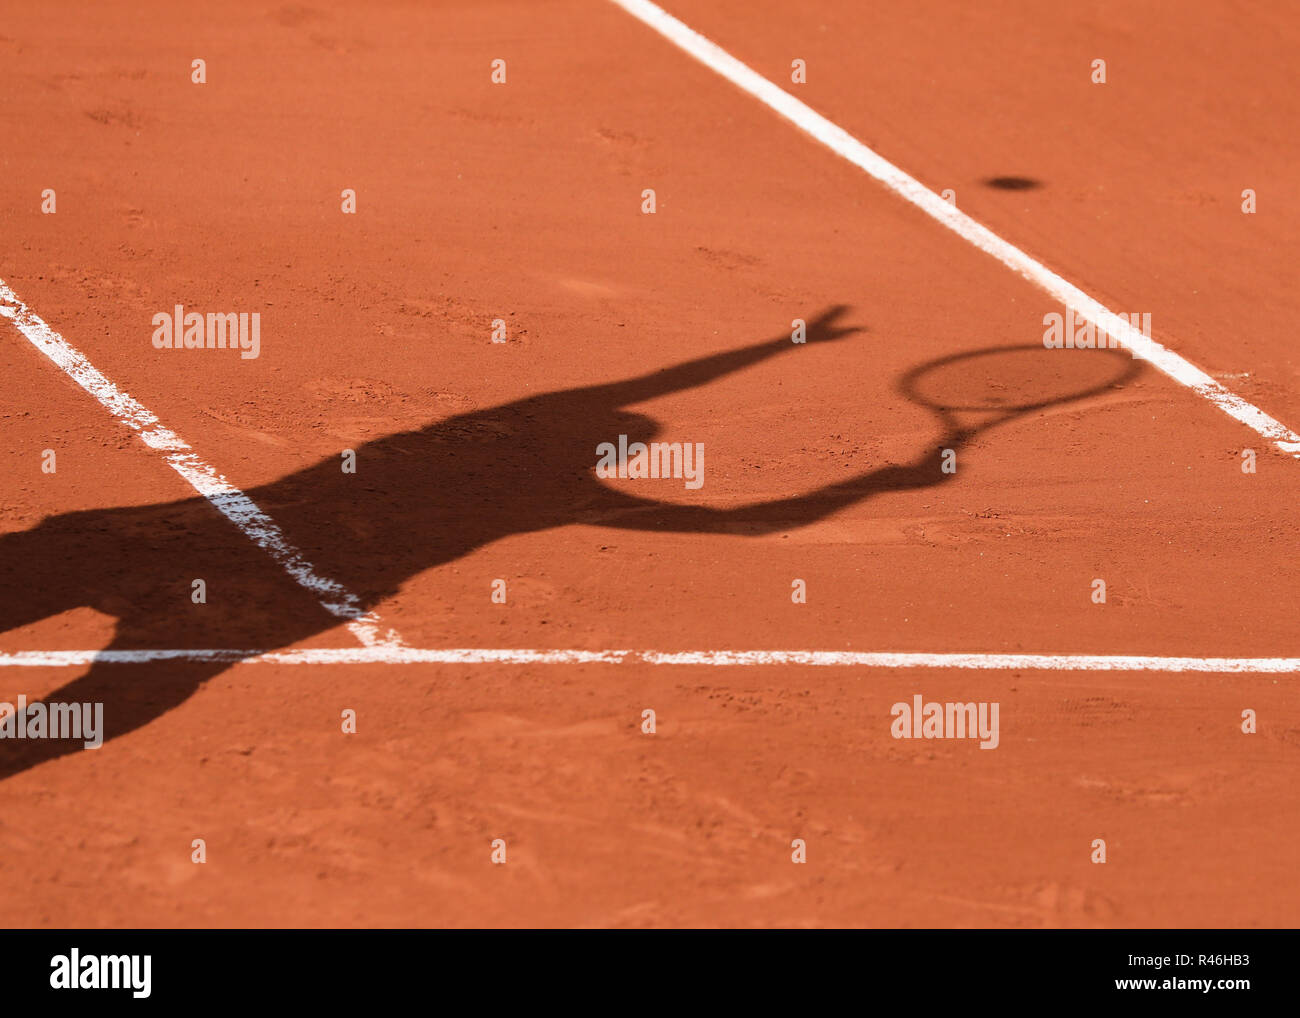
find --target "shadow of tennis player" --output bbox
[0,307,1142,780]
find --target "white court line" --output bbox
[0,647,1295,672]
[0,279,403,649]
[609,0,1300,459]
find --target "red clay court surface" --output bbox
[0,0,1297,928]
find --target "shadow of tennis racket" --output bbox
[897,342,1144,453]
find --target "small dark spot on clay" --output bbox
[984,176,1042,191]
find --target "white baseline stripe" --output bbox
[609,0,1300,458]
[0,647,1295,672]
[0,279,402,648]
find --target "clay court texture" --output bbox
[1,0,1297,928]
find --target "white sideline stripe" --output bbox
[609,0,1300,459]
[0,647,1295,672]
[0,279,402,649]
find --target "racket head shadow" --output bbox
[898,343,1143,419]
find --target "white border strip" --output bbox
[609,0,1300,458]
[0,279,402,648]
[0,647,1294,672]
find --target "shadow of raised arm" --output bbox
[567,304,860,409]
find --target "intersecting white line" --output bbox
[6,11,1296,673]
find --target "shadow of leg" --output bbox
[0,644,234,782]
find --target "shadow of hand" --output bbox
[804,304,863,343]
